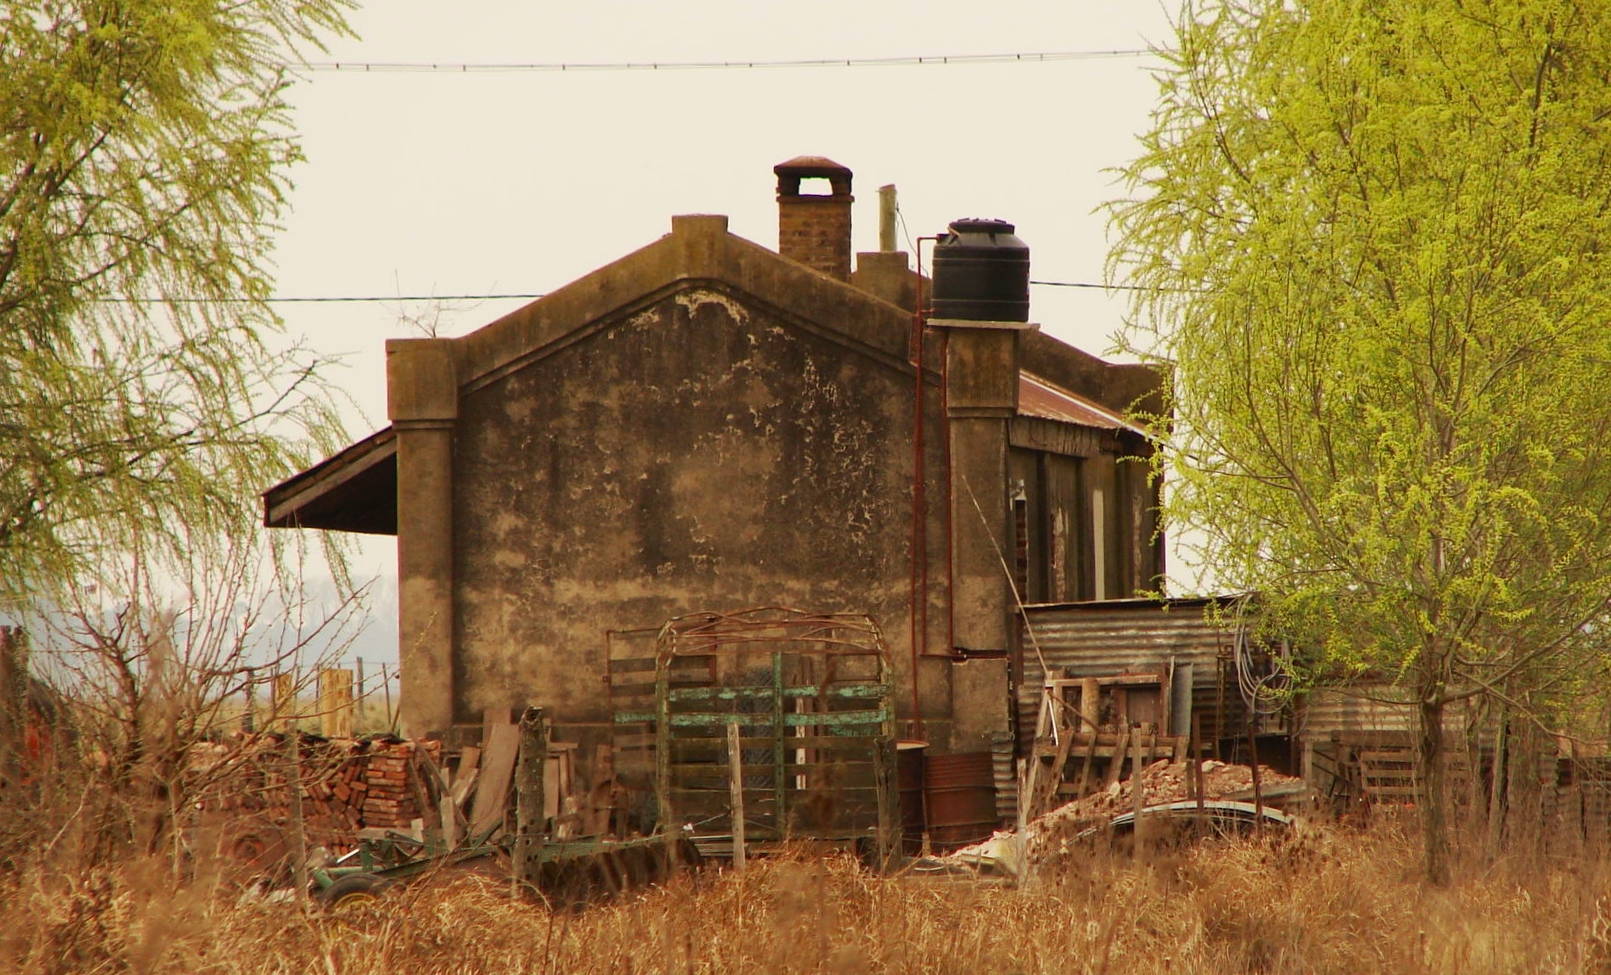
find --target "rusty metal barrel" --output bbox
[923,751,999,851]
[896,740,928,854]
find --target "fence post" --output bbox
[728,720,747,871]
[319,668,354,738]
[273,671,297,733]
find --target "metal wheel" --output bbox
[317,872,394,910]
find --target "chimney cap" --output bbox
[774,155,852,179]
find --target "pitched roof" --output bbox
[263,214,1154,535]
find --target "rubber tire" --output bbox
[317,873,394,909]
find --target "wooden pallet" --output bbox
[1357,745,1470,802]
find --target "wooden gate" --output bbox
[614,608,898,862]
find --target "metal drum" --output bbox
[923,751,999,851]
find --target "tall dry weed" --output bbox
[6,823,1611,974]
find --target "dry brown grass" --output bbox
[6,820,1611,974]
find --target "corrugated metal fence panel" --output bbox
[1019,598,1248,751]
[1299,684,1473,739]
[1300,685,1416,737]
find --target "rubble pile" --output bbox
[937,759,1306,875]
[1039,759,1302,827]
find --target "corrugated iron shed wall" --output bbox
[1299,684,1473,739]
[1018,597,1253,754]
[1300,686,1416,737]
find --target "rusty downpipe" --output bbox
[908,239,927,734]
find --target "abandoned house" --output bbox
[263,156,1166,804]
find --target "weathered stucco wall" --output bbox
[450,282,943,732]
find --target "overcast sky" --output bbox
[269,1,1186,655]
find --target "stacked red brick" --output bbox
[356,745,414,829]
[192,734,444,854]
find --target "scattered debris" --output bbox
[924,759,1307,880]
[1034,758,1304,832]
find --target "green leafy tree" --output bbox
[1111,0,1611,881]
[0,0,354,604]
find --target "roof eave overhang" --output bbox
[262,426,398,536]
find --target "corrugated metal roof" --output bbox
[1017,373,1146,435]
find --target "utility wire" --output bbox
[299,49,1158,74]
[97,293,546,304]
[1031,280,1158,292]
[105,280,1156,304]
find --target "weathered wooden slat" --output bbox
[667,683,893,703]
[656,710,887,728]
[470,712,520,836]
[672,735,879,753]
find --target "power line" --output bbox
[1031,279,1158,292]
[299,49,1158,74]
[108,280,1153,304]
[98,293,546,304]
[266,293,545,303]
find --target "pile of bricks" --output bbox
[348,743,419,829]
[192,733,444,852]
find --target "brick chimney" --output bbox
[775,156,853,281]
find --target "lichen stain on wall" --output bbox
[450,284,919,724]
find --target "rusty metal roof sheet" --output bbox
[1017,373,1146,435]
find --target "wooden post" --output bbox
[1131,729,1147,860]
[273,671,296,732]
[319,668,354,739]
[1079,678,1101,733]
[241,668,256,734]
[1075,733,1099,801]
[1105,729,1130,790]
[1193,713,1206,830]
[381,663,395,734]
[1039,718,1076,820]
[878,184,898,252]
[727,721,747,871]
[1248,721,1264,831]
[0,627,25,789]
[285,732,309,900]
[513,706,547,896]
[873,733,899,869]
[355,657,365,731]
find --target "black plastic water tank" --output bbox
[930,219,1030,323]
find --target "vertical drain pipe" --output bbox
[907,230,928,735]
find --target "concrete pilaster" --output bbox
[387,338,458,736]
[932,319,1038,654]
